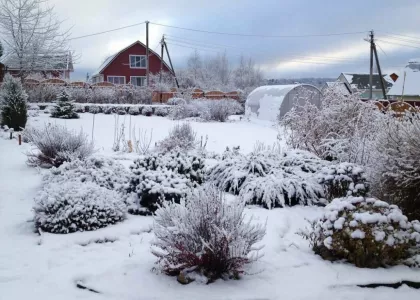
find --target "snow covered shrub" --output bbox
[157,123,198,153]
[0,74,28,131]
[372,114,420,221]
[154,106,170,117]
[127,151,205,214]
[318,162,369,201]
[141,105,153,116]
[128,106,140,115]
[116,106,127,115]
[207,99,244,122]
[74,104,85,113]
[51,90,79,119]
[307,196,420,268]
[281,88,381,164]
[169,102,200,120]
[239,170,324,208]
[103,105,114,114]
[88,105,101,114]
[152,184,266,283]
[34,181,126,234]
[24,124,94,168]
[43,105,55,114]
[167,98,186,106]
[44,156,129,196]
[28,104,40,111]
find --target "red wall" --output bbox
[102,43,172,84]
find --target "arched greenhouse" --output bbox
[245,84,322,121]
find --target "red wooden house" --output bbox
[91,41,173,86]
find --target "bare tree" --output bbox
[0,0,72,78]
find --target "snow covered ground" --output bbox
[27,113,281,154]
[1,115,420,299]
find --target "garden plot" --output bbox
[1,137,420,300]
[27,113,280,155]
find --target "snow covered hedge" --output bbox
[34,181,126,234]
[152,184,266,283]
[24,124,94,168]
[306,196,420,268]
[169,99,243,122]
[44,157,129,197]
[157,123,198,153]
[127,151,205,215]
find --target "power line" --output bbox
[69,22,146,41]
[376,39,420,50]
[376,31,420,42]
[379,35,420,46]
[152,22,367,38]
[167,35,368,63]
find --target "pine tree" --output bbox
[0,73,28,131]
[51,90,79,119]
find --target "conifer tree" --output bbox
[51,90,79,119]
[0,74,28,131]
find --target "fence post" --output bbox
[18,134,21,145]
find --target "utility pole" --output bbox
[372,42,387,100]
[164,41,179,88]
[146,21,150,87]
[369,30,374,100]
[160,35,165,103]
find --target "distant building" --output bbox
[91,41,173,86]
[0,52,73,80]
[337,72,393,99]
[387,59,420,101]
[322,81,352,95]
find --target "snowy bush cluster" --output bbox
[24,124,94,168]
[169,99,243,122]
[50,91,79,119]
[157,123,198,153]
[45,157,130,196]
[207,148,368,209]
[127,151,205,215]
[305,196,420,268]
[34,181,126,234]
[152,184,266,283]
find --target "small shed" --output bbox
[245,84,322,121]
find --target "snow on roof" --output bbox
[387,69,420,96]
[341,72,392,90]
[91,53,117,77]
[324,81,351,95]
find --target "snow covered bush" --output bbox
[141,105,153,116]
[24,124,94,168]
[157,123,198,153]
[34,181,126,234]
[74,104,85,113]
[45,156,129,196]
[51,90,79,119]
[127,151,205,214]
[167,98,186,106]
[88,105,101,114]
[239,170,324,208]
[371,114,420,221]
[0,73,28,131]
[102,105,114,114]
[207,99,244,122]
[306,196,420,268]
[281,88,381,164]
[318,162,369,201]
[152,184,266,283]
[128,106,140,115]
[154,106,170,117]
[116,106,127,115]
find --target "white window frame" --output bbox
[107,76,126,85]
[129,55,147,69]
[130,76,146,87]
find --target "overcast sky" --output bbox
[50,0,420,80]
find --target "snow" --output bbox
[27,113,279,154]
[387,69,420,97]
[1,114,420,299]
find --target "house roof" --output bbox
[0,52,73,71]
[324,81,351,95]
[387,59,420,97]
[340,72,393,90]
[91,40,173,77]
